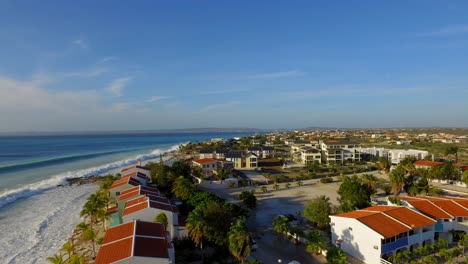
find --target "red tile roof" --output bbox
[109,177,140,189]
[193,158,218,164]
[118,185,161,202]
[413,160,443,167]
[333,206,436,238]
[95,220,170,264]
[123,196,177,216]
[403,199,453,219]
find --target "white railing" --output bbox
[381,258,392,264]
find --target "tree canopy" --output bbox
[304,195,332,229]
[337,175,372,212]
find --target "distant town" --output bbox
[49,128,468,264]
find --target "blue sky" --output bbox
[1,1,468,132]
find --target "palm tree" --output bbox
[61,241,74,260]
[67,255,86,264]
[228,217,252,264]
[445,146,459,163]
[305,230,325,254]
[389,165,406,196]
[82,227,97,258]
[186,207,205,255]
[172,176,195,200]
[438,248,452,263]
[376,157,390,174]
[215,169,229,182]
[458,233,468,255]
[360,174,378,195]
[421,255,437,264]
[46,254,64,264]
[154,212,168,227]
[272,215,290,234]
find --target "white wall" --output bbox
[330,217,383,264]
[122,208,178,239]
[193,176,238,189]
[116,256,171,264]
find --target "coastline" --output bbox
[56,150,182,263]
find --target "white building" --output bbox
[300,147,322,164]
[320,141,361,163]
[121,164,151,180]
[330,206,436,263]
[387,149,428,164]
[108,177,141,200]
[95,220,174,264]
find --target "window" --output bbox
[116,191,120,196]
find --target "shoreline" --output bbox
[57,150,183,263]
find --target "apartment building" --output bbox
[320,141,361,164]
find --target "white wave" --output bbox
[0,142,185,209]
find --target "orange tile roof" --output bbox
[193,158,218,164]
[403,199,453,219]
[413,160,443,167]
[333,206,436,238]
[109,177,140,189]
[125,196,148,207]
[123,201,149,216]
[95,237,133,264]
[95,220,170,264]
[101,221,134,244]
[359,213,410,238]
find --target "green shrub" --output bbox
[320,177,334,183]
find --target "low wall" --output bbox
[193,176,238,189]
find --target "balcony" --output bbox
[435,223,443,231]
[381,237,408,254]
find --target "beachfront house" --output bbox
[330,206,436,263]
[95,220,174,264]
[108,177,141,200]
[122,195,186,239]
[121,164,151,181]
[121,171,151,185]
[225,151,258,169]
[192,158,219,177]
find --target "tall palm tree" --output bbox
[61,241,74,260]
[228,217,252,264]
[445,146,459,163]
[186,207,205,255]
[82,227,97,258]
[360,174,378,195]
[46,254,64,264]
[172,176,195,200]
[376,157,390,174]
[389,165,406,196]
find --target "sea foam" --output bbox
[0,142,184,209]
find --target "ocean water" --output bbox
[0,132,250,263]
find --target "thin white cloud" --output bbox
[146,96,168,102]
[242,70,305,79]
[417,24,468,37]
[97,56,116,64]
[106,77,132,97]
[72,39,88,49]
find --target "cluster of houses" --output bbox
[289,140,430,165]
[195,146,275,173]
[96,164,185,264]
[331,196,468,264]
